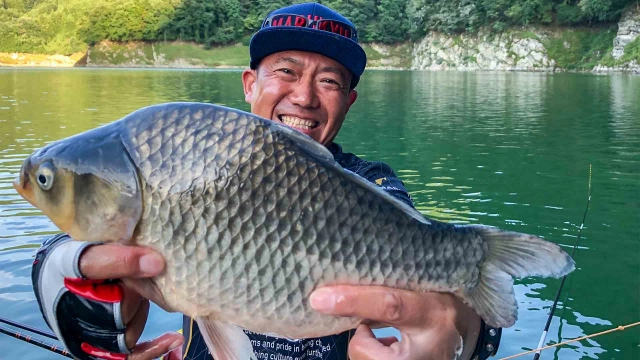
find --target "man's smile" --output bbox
[277,115,320,131]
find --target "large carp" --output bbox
[14,102,574,360]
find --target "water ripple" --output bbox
[0,69,638,360]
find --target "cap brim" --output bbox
[249,27,366,88]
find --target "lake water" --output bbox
[0,68,638,360]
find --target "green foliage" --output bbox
[462,54,477,63]
[0,0,95,54]
[578,0,631,21]
[620,36,640,62]
[543,27,617,69]
[600,35,640,66]
[362,44,385,61]
[154,42,250,66]
[556,3,587,25]
[513,30,540,40]
[0,0,637,56]
[407,0,635,35]
[81,0,176,44]
[361,42,414,67]
[158,0,245,46]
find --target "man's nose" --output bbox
[289,81,320,108]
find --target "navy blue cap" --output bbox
[249,2,366,89]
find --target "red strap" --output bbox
[64,278,123,303]
[81,342,127,360]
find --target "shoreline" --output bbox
[1,50,638,75]
[2,6,638,75]
[2,63,638,75]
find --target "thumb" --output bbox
[348,325,404,360]
[128,332,184,360]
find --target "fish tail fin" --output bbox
[462,226,575,328]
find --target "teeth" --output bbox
[280,116,318,130]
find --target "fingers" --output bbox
[79,244,165,280]
[347,325,404,360]
[120,286,144,324]
[348,324,461,360]
[125,299,150,349]
[311,286,476,360]
[377,336,400,347]
[310,286,450,328]
[127,332,184,360]
[163,346,184,360]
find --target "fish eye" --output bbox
[35,163,55,191]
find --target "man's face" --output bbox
[242,50,358,147]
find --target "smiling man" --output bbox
[30,3,501,360]
[242,51,356,147]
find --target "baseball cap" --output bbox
[249,2,367,89]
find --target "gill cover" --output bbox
[22,122,143,243]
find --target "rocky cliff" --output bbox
[411,31,556,72]
[612,6,640,59]
[594,5,640,74]
[411,6,640,74]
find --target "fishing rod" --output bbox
[0,316,58,340]
[0,320,72,358]
[532,165,592,360]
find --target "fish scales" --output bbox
[120,104,485,337]
[14,102,574,359]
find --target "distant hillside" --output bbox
[1,0,636,55]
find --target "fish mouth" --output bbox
[13,159,35,206]
[277,115,320,131]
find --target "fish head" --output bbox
[13,125,143,244]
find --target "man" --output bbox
[31,3,501,360]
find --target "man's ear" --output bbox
[346,89,358,113]
[242,68,257,104]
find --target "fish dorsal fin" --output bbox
[340,167,431,225]
[267,121,430,226]
[267,120,335,164]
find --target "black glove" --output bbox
[32,233,131,360]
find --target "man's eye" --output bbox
[277,68,294,75]
[321,78,344,89]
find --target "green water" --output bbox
[0,68,638,359]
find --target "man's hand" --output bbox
[32,234,183,360]
[78,244,184,359]
[309,286,481,360]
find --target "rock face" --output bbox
[593,61,640,74]
[594,5,640,74]
[411,6,639,74]
[0,52,86,67]
[86,41,214,68]
[612,5,640,60]
[411,31,556,72]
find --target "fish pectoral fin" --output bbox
[196,316,257,360]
